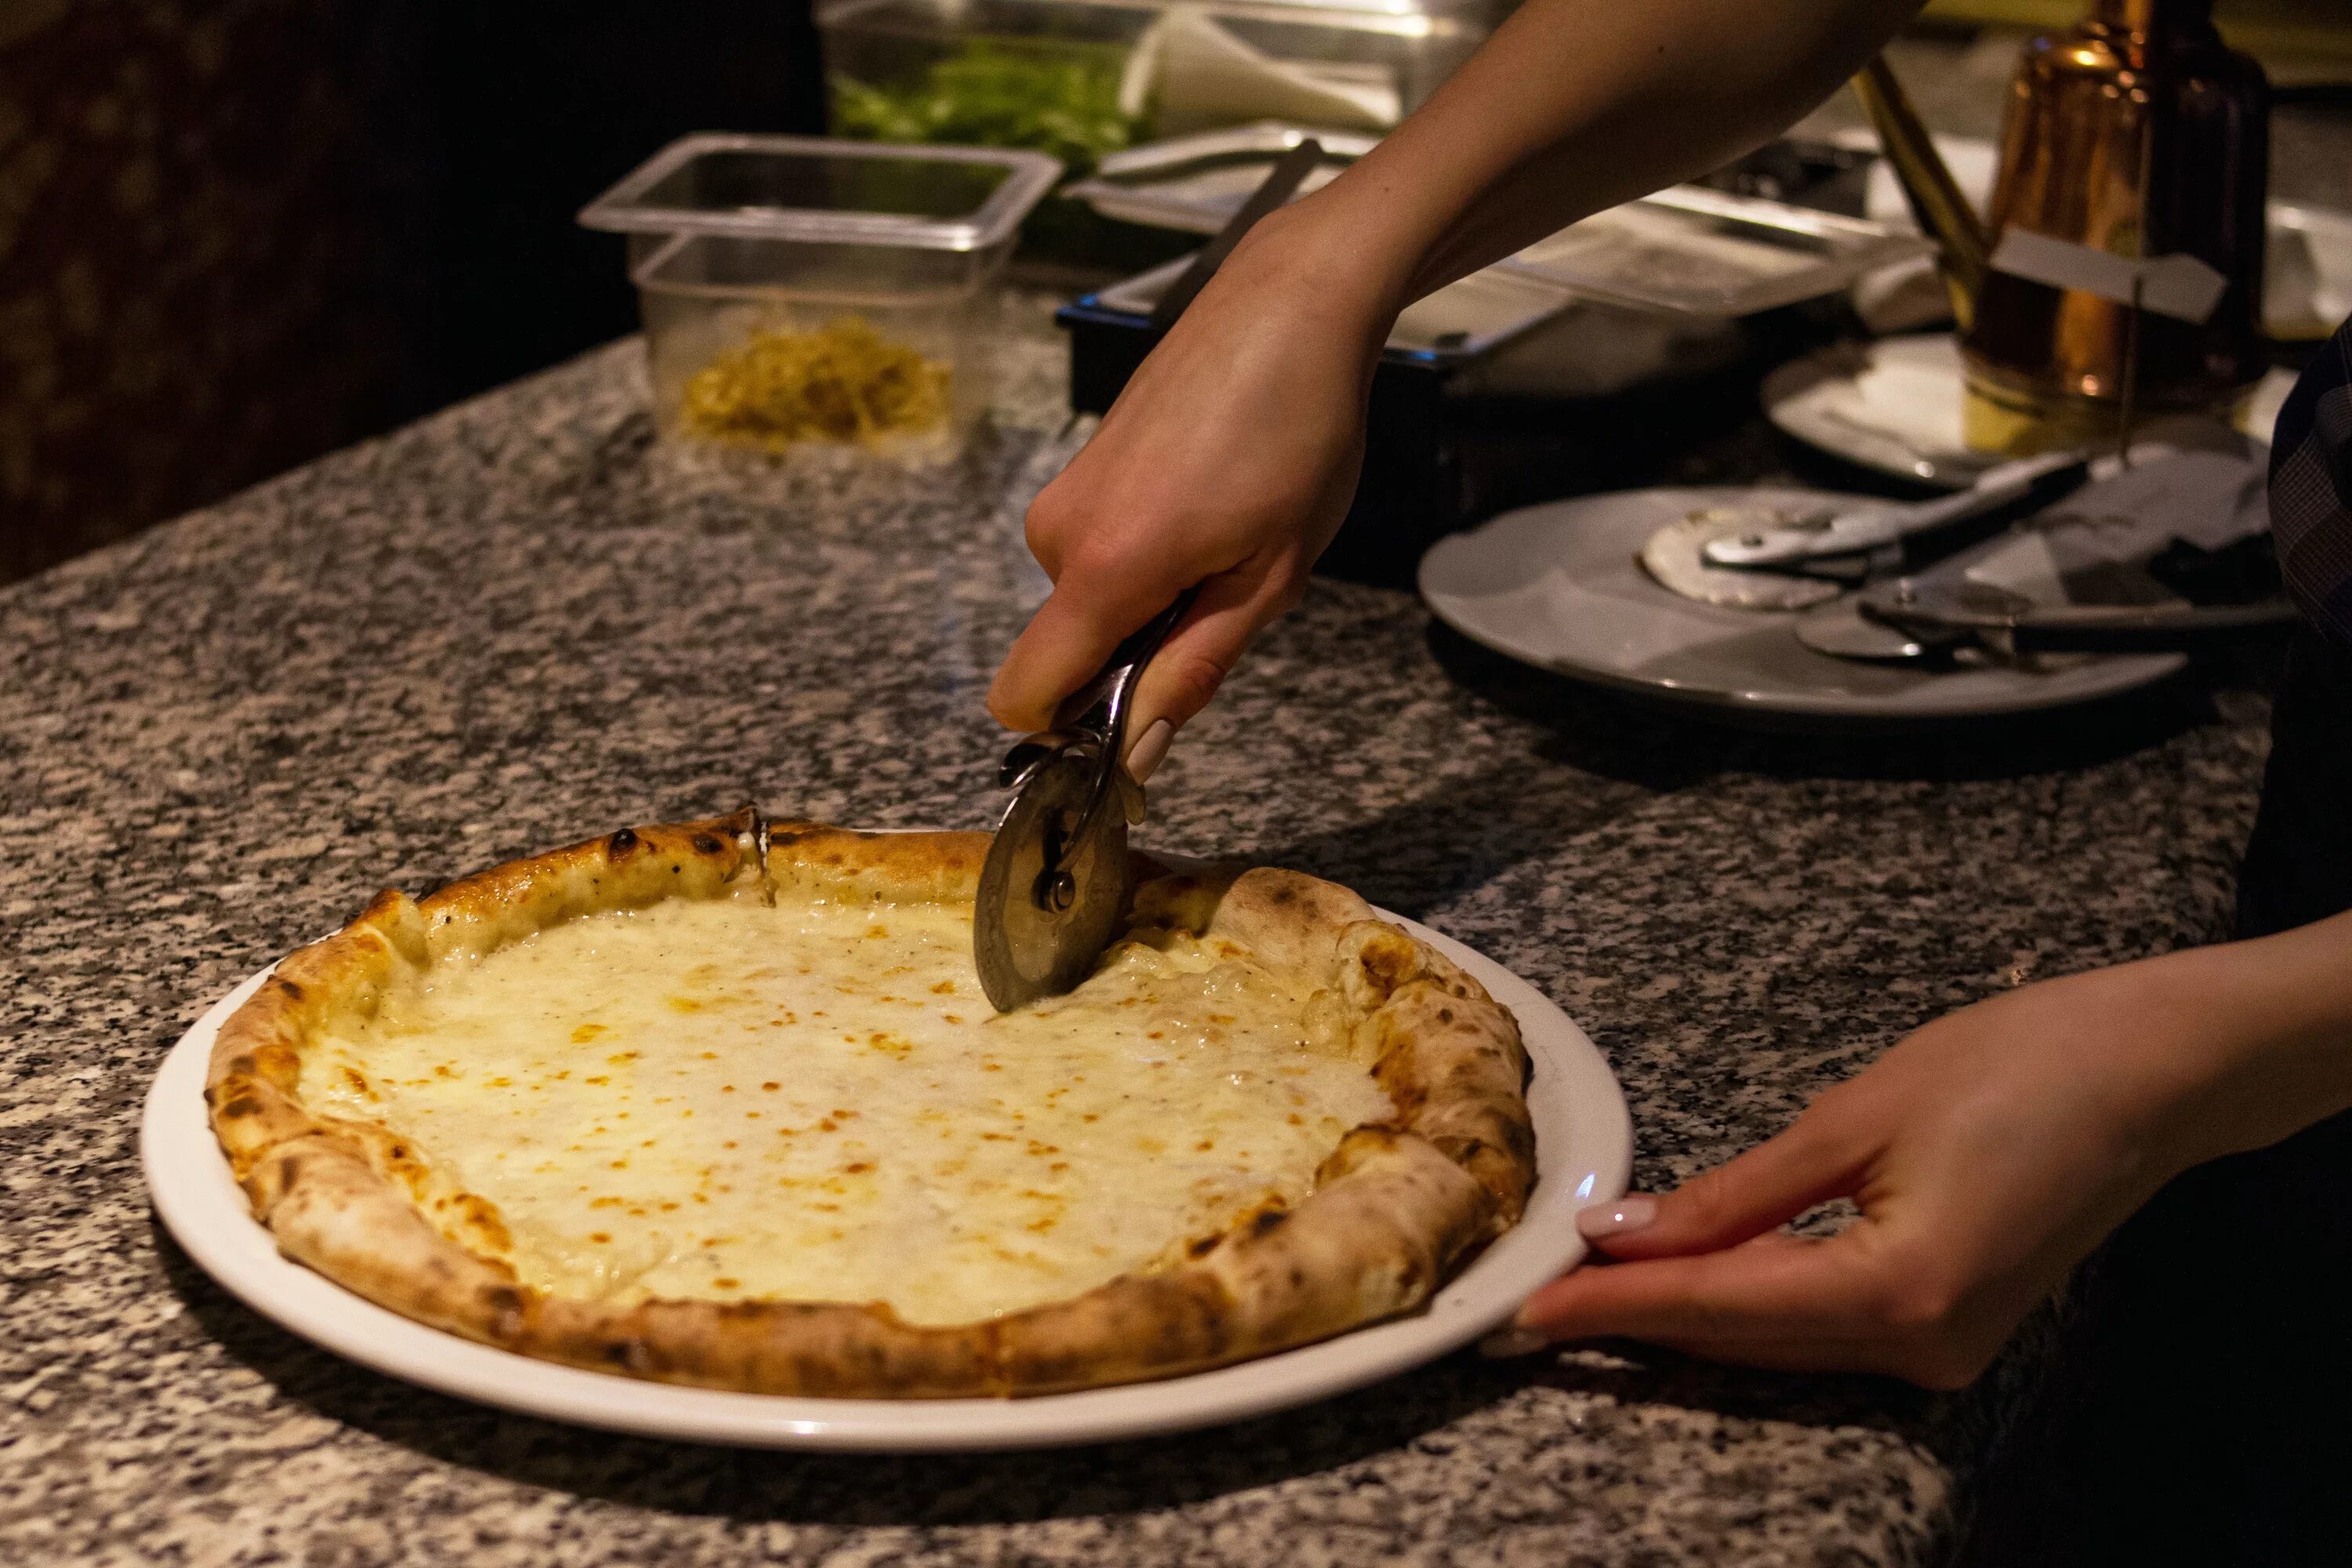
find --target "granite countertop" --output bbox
[0,276,2279,1563]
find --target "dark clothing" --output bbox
[2270,321,2352,648]
[2067,622,2352,1566]
[2238,624,2352,940]
[1986,325,2352,1566]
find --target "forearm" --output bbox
[1254,0,1927,317]
[2131,910,2352,1171]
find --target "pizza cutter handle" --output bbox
[1052,585,1202,757]
[1031,584,1201,873]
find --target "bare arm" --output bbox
[1317,0,1927,307]
[989,0,1928,750]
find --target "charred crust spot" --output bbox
[223,1053,256,1076]
[1358,934,1418,995]
[219,1096,260,1119]
[606,828,641,858]
[481,1284,524,1313]
[691,833,724,855]
[1437,1007,1454,1024]
[602,1339,651,1371]
[274,978,305,1001]
[770,829,811,848]
[1186,1234,1220,1258]
[1250,1208,1290,1237]
[1270,885,1296,905]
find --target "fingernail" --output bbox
[1125,719,1174,784]
[1575,1195,1657,1240]
[1477,1327,1549,1359]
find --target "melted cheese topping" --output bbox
[303,892,1390,1324]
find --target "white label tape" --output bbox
[1988,229,2230,325]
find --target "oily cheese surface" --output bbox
[299,888,1393,1326]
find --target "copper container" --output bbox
[1961,0,2268,453]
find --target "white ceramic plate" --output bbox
[1420,486,2185,724]
[144,912,1629,1451]
[1764,332,2298,490]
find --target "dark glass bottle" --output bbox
[1961,0,2268,453]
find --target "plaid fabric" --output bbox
[2271,317,2352,646]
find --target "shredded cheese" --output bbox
[677,318,951,452]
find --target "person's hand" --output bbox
[986,205,1397,778]
[1495,955,2250,1388]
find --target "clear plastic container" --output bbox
[579,133,1060,456]
[815,0,1491,165]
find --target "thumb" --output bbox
[1583,1116,1872,1261]
[988,564,1178,734]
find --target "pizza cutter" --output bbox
[1639,452,2091,612]
[1699,450,2089,570]
[973,149,1322,1012]
[975,588,1199,1011]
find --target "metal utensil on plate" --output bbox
[1798,445,2292,662]
[1642,452,2088,612]
[1846,576,2295,659]
[972,146,1323,1013]
[1700,449,2088,570]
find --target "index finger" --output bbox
[987,559,1195,732]
[1514,1231,1889,1345]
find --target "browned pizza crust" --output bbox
[207,810,1535,1398]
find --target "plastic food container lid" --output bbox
[1069,125,1931,317]
[579,133,1063,253]
[1495,186,1931,318]
[1065,122,1377,233]
[1092,252,1575,363]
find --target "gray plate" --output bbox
[1419,485,2183,726]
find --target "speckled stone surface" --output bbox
[0,289,2279,1567]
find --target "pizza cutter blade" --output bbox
[975,589,1199,1012]
[974,746,1133,1011]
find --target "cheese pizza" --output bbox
[205,811,1534,1397]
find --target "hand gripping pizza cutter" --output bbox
[975,587,1200,1011]
[971,145,1322,1012]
